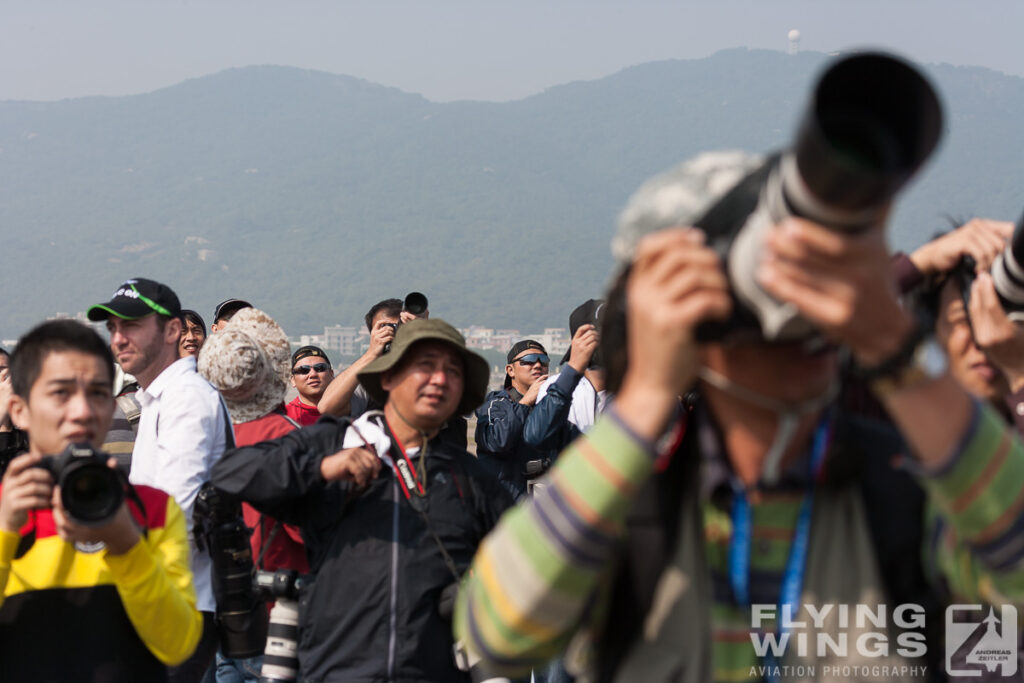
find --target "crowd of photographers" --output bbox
[2,51,1024,683]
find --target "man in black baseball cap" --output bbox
[87,278,182,323]
[475,339,557,499]
[211,298,253,333]
[286,345,335,426]
[87,277,230,680]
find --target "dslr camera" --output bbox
[382,292,429,354]
[699,52,943,342]
[37,443,124,526]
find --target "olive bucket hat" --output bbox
[358,318,489,416]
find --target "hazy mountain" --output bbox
[1,48,1022,339]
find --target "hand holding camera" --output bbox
[968,272,1024,392]
[370,321,398,358]
[0,446,139,554]
[616,228,731,441]
[567,325,600,374]
[911,219,1013,278]
[0,452,53,533]
[759,217,914,368]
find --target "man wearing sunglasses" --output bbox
[474,340,557,499]
[286,346,334,427]
[88,277,230,681]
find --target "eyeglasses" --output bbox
[515,353,550,367]
[292,362,331,375]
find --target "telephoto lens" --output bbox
[193,484,268,658]
[258,599,300,682]
[403,291,428,316]
[255,569,304,682]
[40,443,124,526]
[990,209,1024,321]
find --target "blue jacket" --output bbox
[474,387,556,500]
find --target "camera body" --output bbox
[37,443,123,526]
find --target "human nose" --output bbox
[67,390,97,423]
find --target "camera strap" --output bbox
[371,415,463,584]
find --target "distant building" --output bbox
[323,325,362,356]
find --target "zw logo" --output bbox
[946,605,1018,677]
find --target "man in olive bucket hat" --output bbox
[211,318,513,682]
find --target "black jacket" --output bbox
[211,415,513,683]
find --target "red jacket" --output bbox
[233,408,309,574]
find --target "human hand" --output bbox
[567,325,600,373]
[0,367,12,429]
[759,217,914,367]
[0,452,53,534]
[910,218,1013,276]
[518,375,548,407]
[399,309,428,323]
[969,272,1024,392]
[368,322,398,358]
[320,447,382,487]
[51,459,140,555]
[616,228,731,440]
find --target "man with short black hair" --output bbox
[0,319,202,680]
[286,345,334,426]
[88,277,230,681]
[210,298,252,333]
[475,339,556,499]
[318,299,403,418]
[213,319,511,682]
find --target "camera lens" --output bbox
[60,462,124,526]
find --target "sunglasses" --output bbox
[515,353,550,367]
[292,362,331,375]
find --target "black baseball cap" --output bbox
[213,298,253,324]
[505,339,547,389]
[87,278,182,322]
[292,345,331,368]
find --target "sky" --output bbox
[1,1,1021,104]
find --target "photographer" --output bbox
[475,340,557,500]
[901,219,1024,425]
[0,320,202,681]
[523,300,608,451]
[317,298,407,418]
[454,152,1024,681]
[320,296,469,449]
[212,319,511,682]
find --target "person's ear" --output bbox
[8,394,29,431]
[380,369,396,393]
[166,317,183,344]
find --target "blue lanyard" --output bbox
[728,417,831,680]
